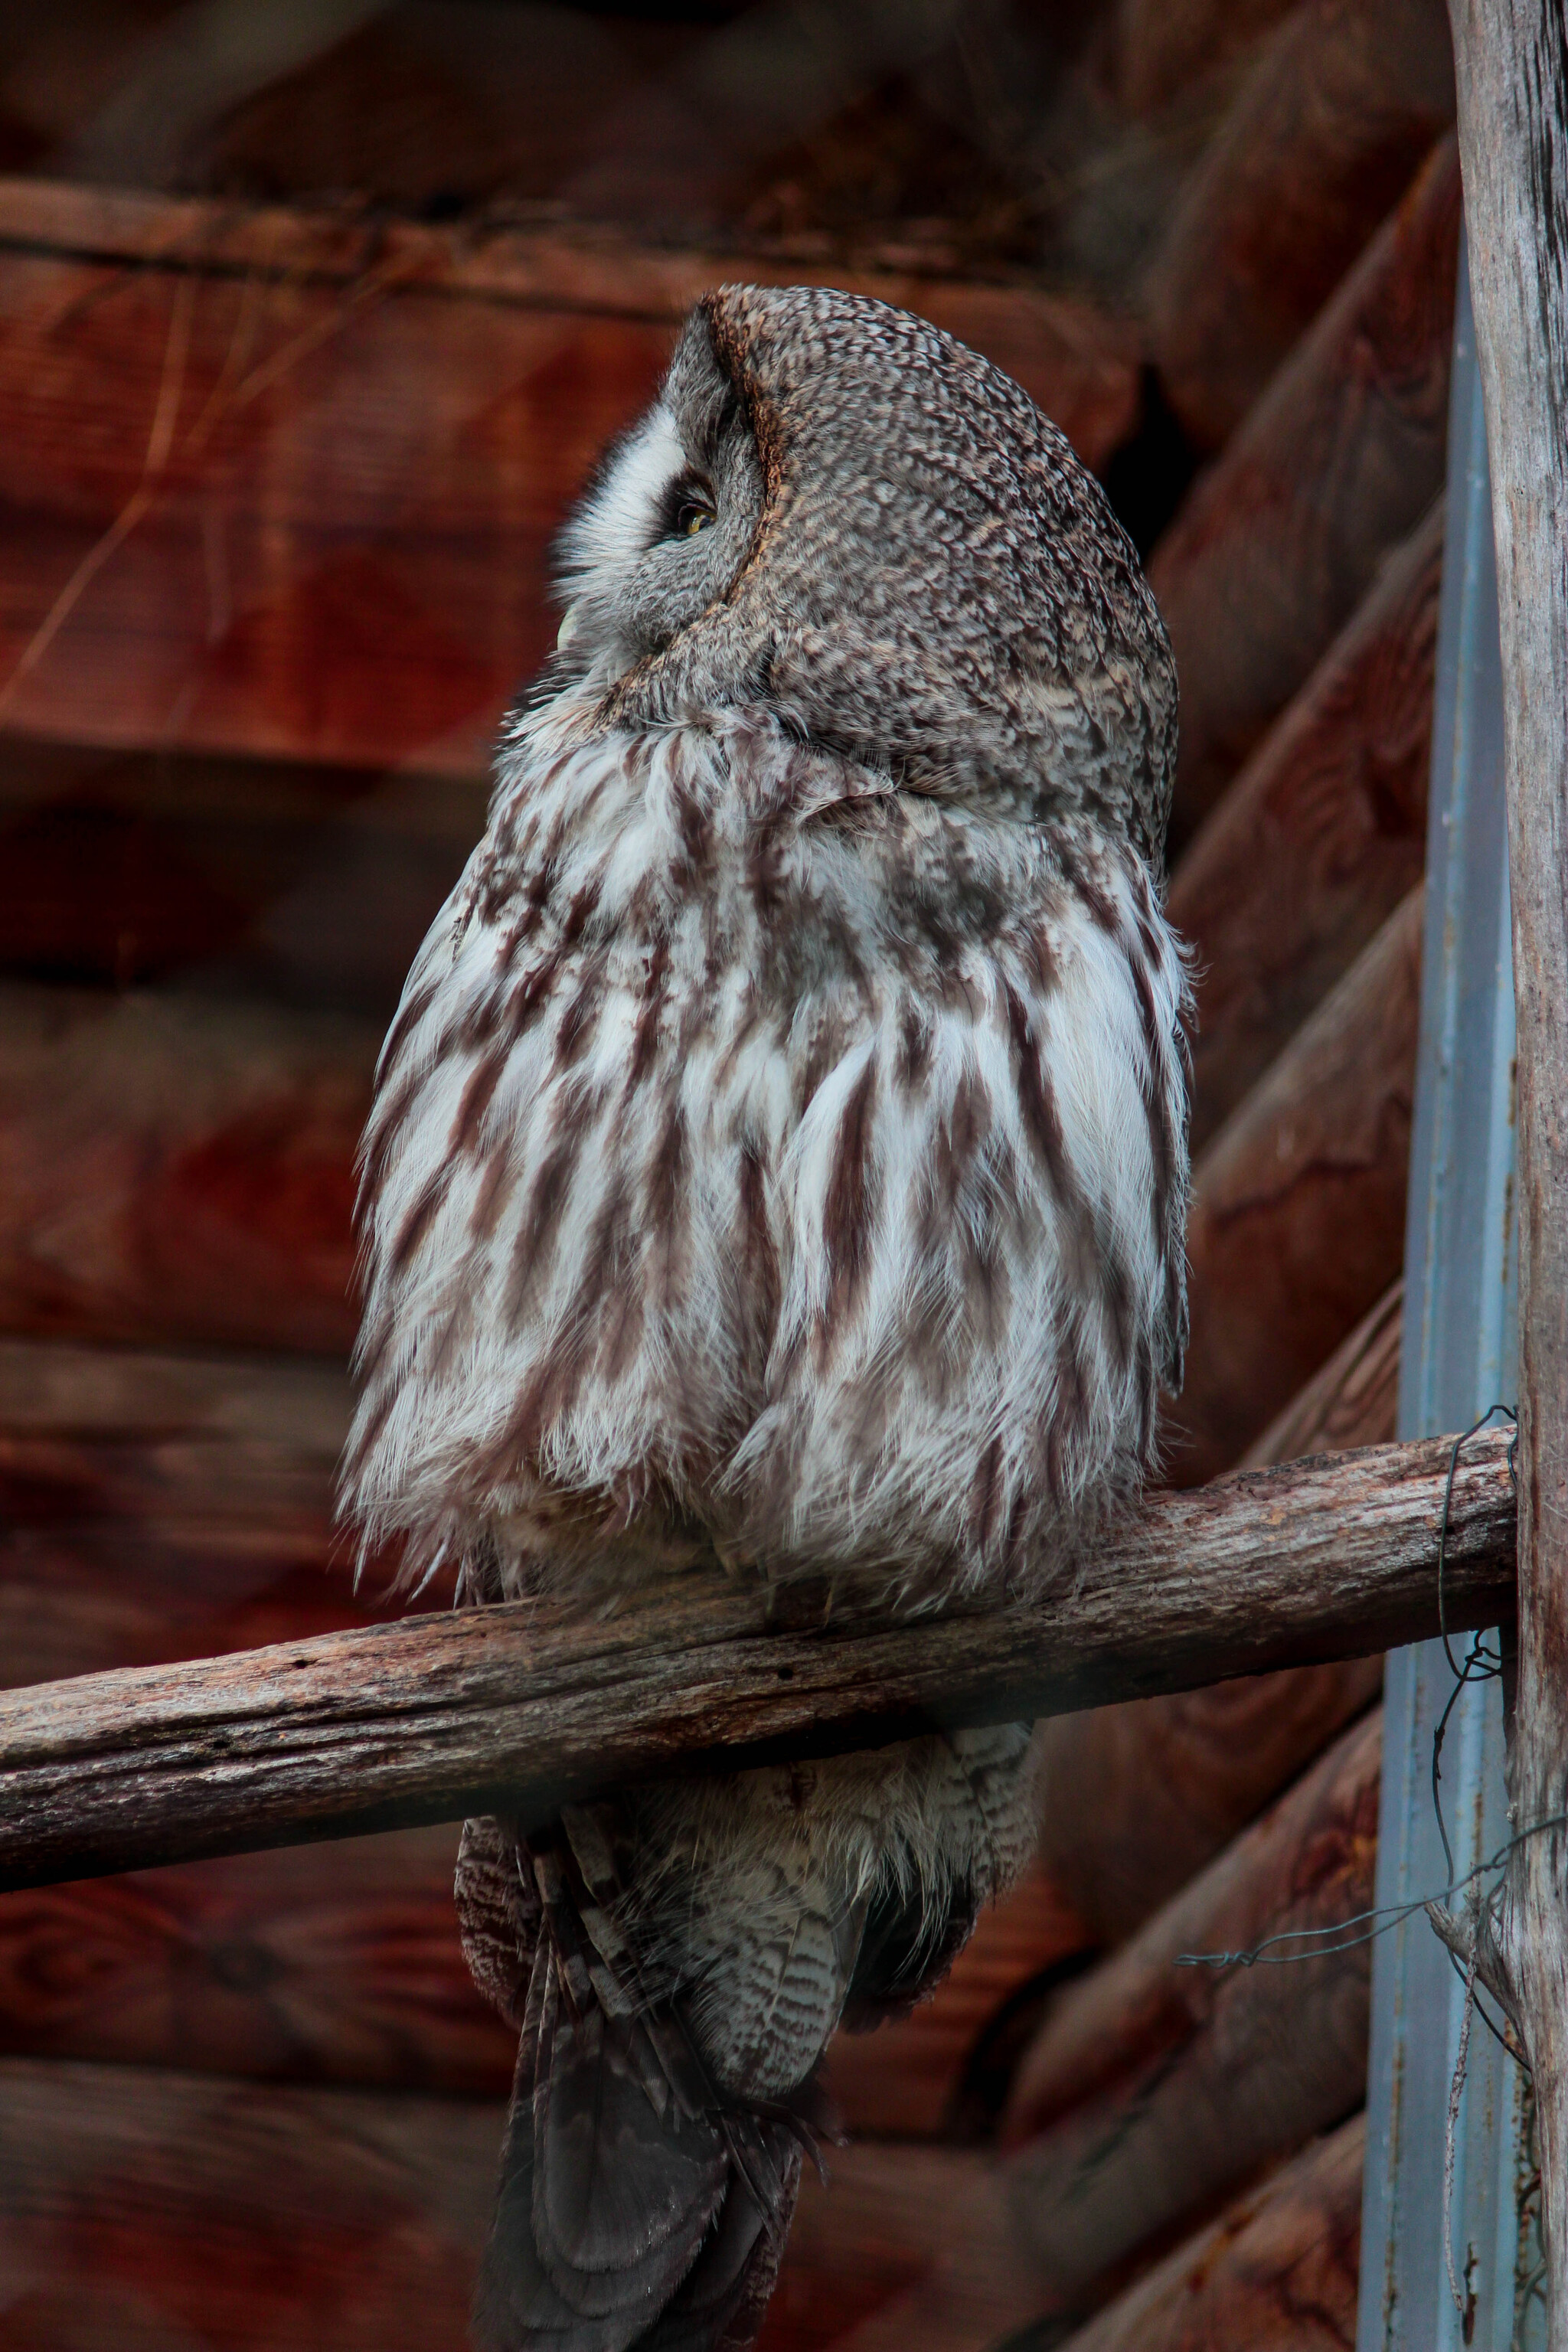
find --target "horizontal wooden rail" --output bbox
[0,1431,1516,1893]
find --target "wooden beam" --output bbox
[0,982,373,1353]
[0,733,482,1011]
[0,2056,494,2350]
[1170,502,1441,1152]
[0,1429,1516,1891]
[1151,134,1459,844]
[0,1826,515,2096]
[0,1827,1084,2136]
[0,176,1136,781]
[1143,0,1454,450]
[1052,2111,1364,2352]
[0,2050,1014,2352]
[1172,883,1422,1484]
[1001,1710,1377,2306]
[0,1334,416,1687]
[1243,1279,1404,1471]
[1442,0,1568,2332]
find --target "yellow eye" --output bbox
[678,500,716,537]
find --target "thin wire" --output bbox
[1431,1406,1514,1884]
[1175,1815,1568,1969]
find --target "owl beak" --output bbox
[556,604,580,653]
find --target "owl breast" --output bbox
[345,696,1189,1606]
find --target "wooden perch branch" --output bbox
[0,1431,1516,1893]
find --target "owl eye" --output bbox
[666,477,717,541]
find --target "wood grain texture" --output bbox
[1033,1283,1395,1946]
[0,1335,422,1689]
[1143,0,1453,450]
[1111,0,1298,118]
[1151,133,1459,842]
[1000,1711,1378,2305]
[1172,883,1422,1485]
[760,2141,1052,2352]
[0,2053,497,2350]
[0,733,484,1011]
[0,1828,513,2096]
[0,1429,1517,1890]
[1050,2112,1364,2352]
[0,983,373,1353]
[0,176,1136,780]
[0,1830,1084,2135]
[1171,502,1442,1152]
[1443,1,1568,2334]
[1243,1279,1404,1470]
[0,2052,1008,2352]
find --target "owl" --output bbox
[343,286,1189,2352]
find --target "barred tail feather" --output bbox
[462,1818,802,2352]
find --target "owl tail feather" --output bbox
[462,1815,802,2352]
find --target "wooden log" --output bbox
[0,1334,414,1687]
[0,982,373,1353]
[0,1829,1083,2135]
[1050,2112,1364,2351]
[763,2143,1050,2352]
[1171,882,1422,1485]
[1243,1278,1403,1469]
[1442,0,1568,2332]
[0,732,483,1011]
[0,1331,348,1530]
[0,1428,1517,1890]
[1031,1283,1396,1943]
[1142,0,1454,452]
[1111,0,1298,119]
[0,1827,513,2095]
[0,176,1136,779]
[0,2054,495,2349]
[999,1711,1379,2305]
[1170,503,1442,1152]
[0,2052,1004,2352]
[0,1526,400,1694]
[1150,134,1459,843]
[1031,1658,1383,1950]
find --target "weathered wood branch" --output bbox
[1151,134,1459,841]
[1446,0,1568,2335]
[0,1431,1515,1893]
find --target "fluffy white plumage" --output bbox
[350,698,1187,1606]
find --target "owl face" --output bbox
[535,283,1176,868]
[551,323,764,694]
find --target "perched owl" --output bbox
[344,286,1189,2352]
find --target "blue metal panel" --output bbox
[1355,240,1539,2352]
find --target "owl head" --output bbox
[545,284,1177,867]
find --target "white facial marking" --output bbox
[557,402,687,602]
